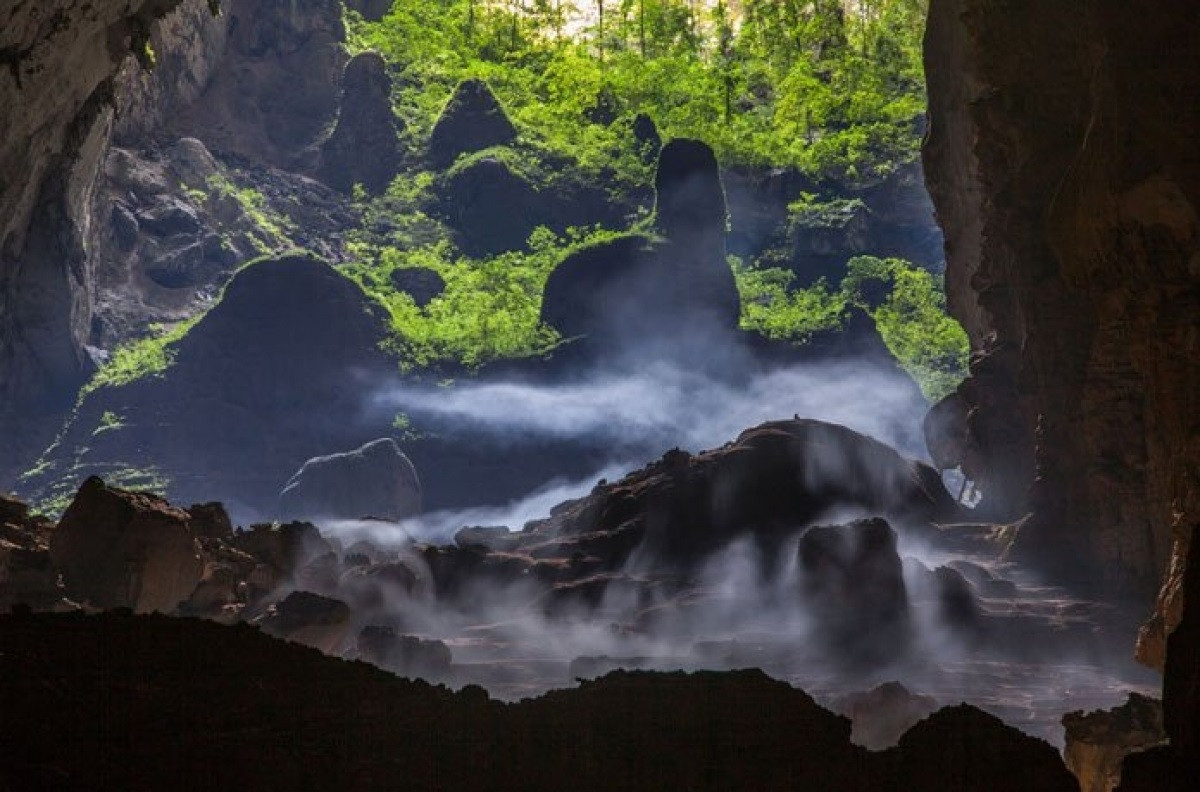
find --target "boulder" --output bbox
[1063,693,1166,792]
[438,154,540,256]
[318,51,402,194]
[186,502,234,539]
[49,477,204,614]
[167,137,220,190]
[229,521,332,589]
[258,590,353,653]
[338,560,424,611]
[427,79,517,168]
[831,681,939,750]
[279,438,422,522]
[357,626,452,678]
[798,518,911,665]
[924,391,971,471]
[390,266,446,307]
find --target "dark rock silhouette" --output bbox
[798,518,911,665]
[318,52,403,194]
[632,113,662,162]
[50,476,204,614]
[427,79,517,168]
[0,611,1081,792]
[390,266,446,307]
[540,139,740,358]
[347,0,392,22]
[279,438,421,523]
[19,253,397,514]
[438,155,541,255]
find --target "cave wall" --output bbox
[0,0,201,486]
[923,0,1200,607]
[0,0,346,489]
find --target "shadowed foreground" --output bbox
[0,611,1078,792]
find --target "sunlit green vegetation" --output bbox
[348,0,928,183]
[80,316,201,398]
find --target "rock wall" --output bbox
[923,0,1200,600]
[0,0,201,486]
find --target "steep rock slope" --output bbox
[923,0,1200,601]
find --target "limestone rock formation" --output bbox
[0,494,62,611]
[438,154,541,256]
[357,626,452,678]
[923,0,1200,596]
[427,79,518,168]
[540,139,740,355]
[515,419,957,573]
[169,0,347,171]
[279,438,422,523]
[49,476,204,613]
[257,590,352,653]
[830,682,939,750]
[20,253,397,515]
[318,52,403,195]
[1062,693,1166,792]
[798,518,911,665]
[347,0,393,22]
[389,266,446,307]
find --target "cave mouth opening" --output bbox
[0,0,1182,769]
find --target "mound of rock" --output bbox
[22,253,397,514]
[49,477,204,613]
[1063,693,1166,792]
[798,518,911,664]
[0,494,61,611]
[438,154,541,255]
[831,681,939,750]
[357,626,452,678]
[427,79,517,168]
[257,590,352,653]
[513,419,957,574]
[318,52,402,194]
[539,138,740,354]
[279,438,421,522]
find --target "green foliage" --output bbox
[345,225,629,368]
[347,0,928,182]
[843,256,968,401]
[733,259,847,343]
[81,316,201,397]
[204,173,295,251]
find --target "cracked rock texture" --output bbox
[923,0,1200,606]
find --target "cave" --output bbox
[1,1,1197,789]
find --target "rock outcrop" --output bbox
[19,253,397,514]
[923,0,1200,598]
[515,419,957,573]
[279,438,422,523]
[427,79,517,168]
[540,139,740,355]
[1062,693,1165,792]
[0,612,1084,791]
[798,518,911,666]
[49,476,204,613]
[169,0,347,171]
[318,52,403,195]
[830,682,939,750]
